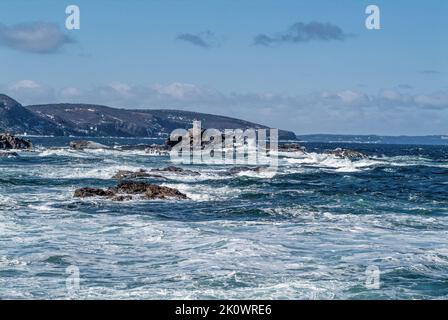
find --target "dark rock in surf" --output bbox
[0,133,33,150]
[115,181,188,200]
[111,195,133,202]
[74,181,188,201]
[0,151,19,157]
[227,166,266,175]
[144,144,170,155]
[278,143,305,152]
[151,166,200,176]
[69,140,109,150]
[325,148,367,159]
[74,187,115,198]
[115,143,169,155]
[112,169,166,180]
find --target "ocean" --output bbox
[1,137,447,299]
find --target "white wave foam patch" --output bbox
[0,194,18,209]
[236,168,277,179]
[155,168,229,183]
[161,183,240,201]
[38,148,94,158]
[272,151,307,158]
[214,238,285,257]
[38,147,155,159]
[28,204,58,212]
[0,256,28,268]
[286,153,382,172]
[86,148,151,157]
[371,155,448,168]
[42,164,144,179]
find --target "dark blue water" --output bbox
[1,137,447,299]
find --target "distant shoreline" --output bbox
[14,134,448,146]
[296,134,448,146]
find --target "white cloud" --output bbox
[0,22,75,54]
[152,82,209,99]
[60,87,82,98]
[9,79,41,90]
[4,80,54,104]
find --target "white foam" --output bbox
[162,183,239,201]
[38,148,90,158]
[285,152,381,172]
[236,168,277,179]
[41,164,143,179]
[28,204,57,212]
[38,147,159,158]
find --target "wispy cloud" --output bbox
[176,31,218,48]
[0,22,75,54]
[397,84,414,90]
[254,21,351,46]
[420,70,441,75]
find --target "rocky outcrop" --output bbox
[326,148,367,159]
[74,181,188,201]
[0,133,33,150]
[69,140,109,150]
[151,166,200,176]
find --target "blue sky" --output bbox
[0,0,447,135]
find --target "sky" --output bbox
[0,0,447,135]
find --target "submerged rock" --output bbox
[278,143,305,152]
[0,151,19,157]
[74,181,188,201]
[69,140,109,150]
[115,143,169,155]
[326,148,367,159]
[151,166,200,176]
[117,144,155,151]
[144,144,169,155]
[112,169,165,180]
[0,133,33,150]
[227,166,266,174]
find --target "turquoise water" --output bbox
[1,137,447,299]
